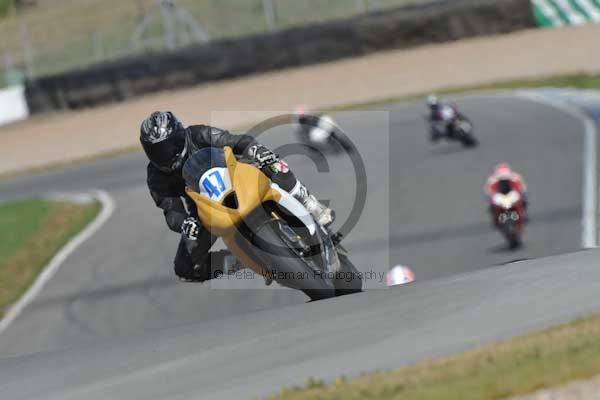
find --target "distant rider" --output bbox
[294,105,341,148]
[426,95,466,142]
[140,111,335,282]
[484,163,529,226]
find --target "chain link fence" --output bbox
[0,0,436,88]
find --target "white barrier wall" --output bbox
[0,85,29,126]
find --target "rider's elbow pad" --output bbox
[235,135,258,155]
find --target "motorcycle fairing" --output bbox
[269,183,317,236]
[186,147,319,244]
[186,147,281,237]
[492,191,521,210]
[182,147,353,295]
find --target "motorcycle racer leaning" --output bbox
[293,105,339,146]
[140,111,335,282]
[484,163,529,226]
[426,94,467,142]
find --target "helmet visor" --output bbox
[498,179,512,195]
[144,130,186,172]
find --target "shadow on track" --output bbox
[486,243,527,254]
[426,144,470,157]
[25,276,178,313]
[346,205,578,252]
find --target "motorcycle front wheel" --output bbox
[334,253,363,296]
[460,132,478,147]
[507,234,522,250]
[251,220,336,301]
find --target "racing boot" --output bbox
[211,250,244,275]
[212,250,273,286]
[290,181,335,227]
[178,263,212,283]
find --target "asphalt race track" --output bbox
[2,249,600,400]
[0,94,595,398]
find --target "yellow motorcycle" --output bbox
[182,146,362,301]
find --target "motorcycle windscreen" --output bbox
[498,179,512,195]
[144,129,186,171]
[182,147,227,193]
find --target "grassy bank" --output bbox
[331,72,600,111]
[0,198,100,317]
[270,311,600,400]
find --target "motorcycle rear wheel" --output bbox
[461,133,478,147]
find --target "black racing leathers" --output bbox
[147,124,298,281]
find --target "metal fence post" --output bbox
[160,0,177,50]
[18,18,35,78]
[92,32,105,62]
[355,0,367,13]
[3,51,24,86]
[131,0,210,52]
[262,0,278,31]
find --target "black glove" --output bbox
[181,217,200,241]
[248,145,279,168]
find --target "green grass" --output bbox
[0,0,11,18]
[0,198,100,316]
[329,72,600,111]
[270,312,600,400]
[0,199,49,261]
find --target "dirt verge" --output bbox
[2,24,600,175]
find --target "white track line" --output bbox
[514,91,598,249]
[0,190,115,335]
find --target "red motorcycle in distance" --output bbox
[491,190,526,250]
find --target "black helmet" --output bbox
[140,111,186,172]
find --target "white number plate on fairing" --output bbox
[199,167,232,202]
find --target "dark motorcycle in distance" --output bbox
[491,190,525,250]
[426,115,479,148]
